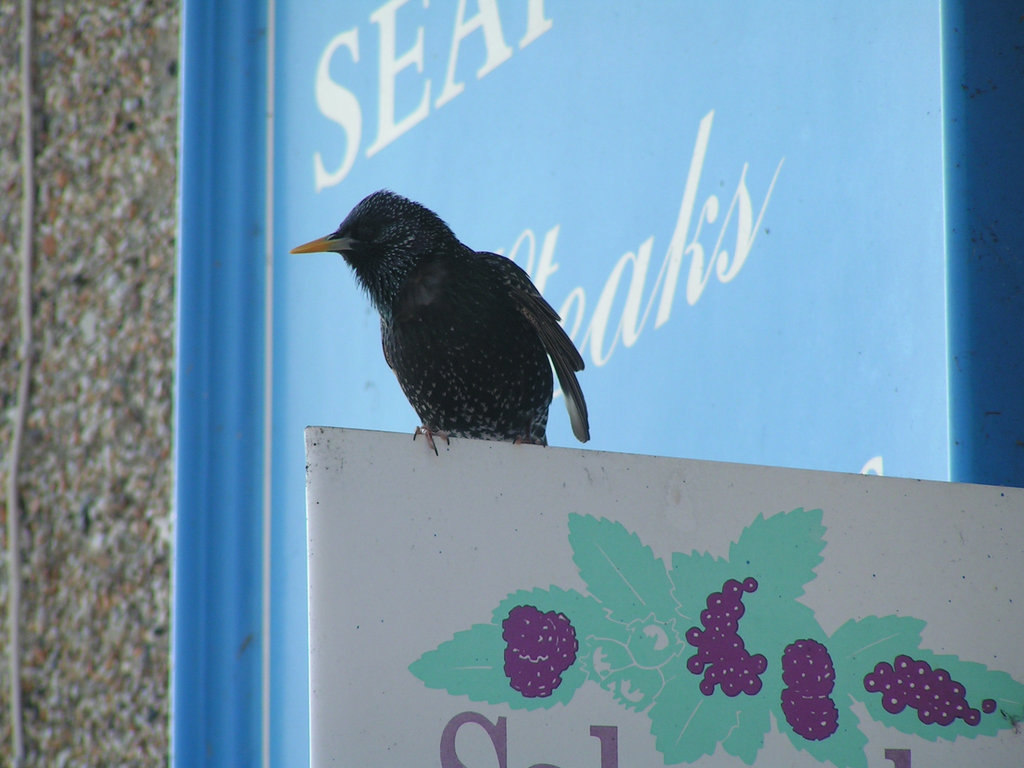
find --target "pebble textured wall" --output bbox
[1,2,178,764]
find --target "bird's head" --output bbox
[290,190,458,315]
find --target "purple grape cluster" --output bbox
[685,577,767,696]
[780,639,839,740]
[502,605,578,698]
[863,655,983,726]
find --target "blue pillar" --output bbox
[943,1,1024,487]
[173,0,268,764]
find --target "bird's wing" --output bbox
[487,253,590,443]
[380,319,395,371]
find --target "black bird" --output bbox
[290,190,589,450]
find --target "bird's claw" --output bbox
[513,436,543,445]
[413,426,449,455]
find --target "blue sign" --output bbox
[275,2,946,474]
[175,1,1024,766]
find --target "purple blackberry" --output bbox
[782,639,836,694]
[686,577,767,697]
[863,655,984,727]
[780,639,839,740]
[502,605,578,698]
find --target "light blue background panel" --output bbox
[275,2,946,475]
[271,3,944,766]
[174,1,1024,766]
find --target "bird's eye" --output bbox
[349,223,379,243]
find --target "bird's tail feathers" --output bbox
[556,368,590,443]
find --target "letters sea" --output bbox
[308,0,784,370]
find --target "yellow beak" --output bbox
[290,235,341,254]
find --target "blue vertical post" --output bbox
[173,0,268,764]
[943,1,1024,488]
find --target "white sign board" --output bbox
[306,427,1023,767]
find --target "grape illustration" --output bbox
[502,605,578,698]
[780,639,839,740]
[685,577,767,697]
[863,655,986,726]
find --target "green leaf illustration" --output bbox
[831,615,1024,741]
[721,698,772,765]
[409,622,521,706]
[649,657,772,766]
[569,513,679,624]
[669,508,825,623]
[648,668,721,764]
[728,507,826,604]
[668,547,723,624]
[829,614,927,708]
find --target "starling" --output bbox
[290,190,589,449]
